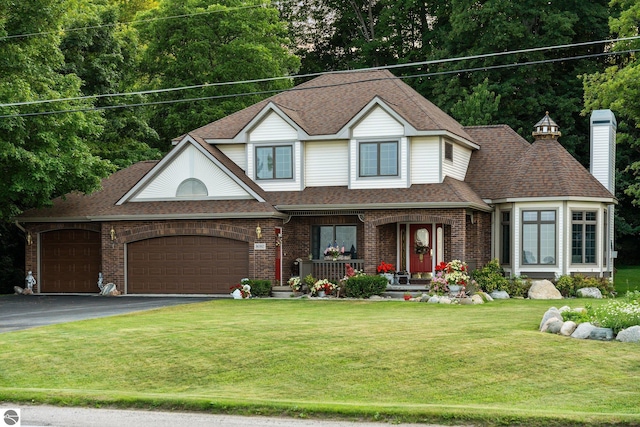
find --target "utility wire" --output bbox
[2,48,637,119]
[2,35,639,110]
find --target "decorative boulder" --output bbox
[528,280,562,300]
[428,296,440,304]
[539,307,563,330]
[589,327,614,341]
[560,321,578,336]
[542,318,563,334]
[576,287,603,299]
[490,290,510,299]
[438,296,452,304]
[471,294,484,304]
[420,294,430,302]
[571,322,596,339]
[616,326,640,343]
[458,297,473,305]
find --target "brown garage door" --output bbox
[40,229,101,293]
[127,235,248,294]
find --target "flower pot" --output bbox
[380,273,394,286]
[317,290,326,298]
[403,294,412,301]
[448,285,462,294]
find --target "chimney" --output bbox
[590,109,616,193]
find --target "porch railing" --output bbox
[299,259,365,282]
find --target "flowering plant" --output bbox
[230,283,251,298]
[311,279,337,295]
[287,276,301,291]
[444,259,469,287]
[324,242,344,259]
[376,261,395,274]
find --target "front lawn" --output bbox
[615,265,640,294]
[1,299,639,426]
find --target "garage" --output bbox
[127,235,248,294]
[40,229,102,293]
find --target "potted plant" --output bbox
[311,279,337,297]
[403,291,412,301]
[288,276,302,294]
[376,261,395,285]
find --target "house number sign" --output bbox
[254,243,266,250]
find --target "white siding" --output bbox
[249,111,298,142]
[442,141,472,181]
[133,144,250,200]
[352,106,404,138]
[591,126,614,192]
[217,144,246,171]
[305,140,349,187]
[410,136,440,184]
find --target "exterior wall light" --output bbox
[256,225,262,239]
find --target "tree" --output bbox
[582,0,640,263]
[0,0,114,221]
[449,79,501,126]
[136,0,300,147]
[60,0,162,168]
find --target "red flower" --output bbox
[376,261,395,274]
[435,262,448,272]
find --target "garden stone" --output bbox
[428,296,440,304]
[560,321,578,336]
[589,327,614,341]
[479,291,493,302]
[369,295,385,300]
[439,297,452,304]
[539,307,563,330]
[559,305,571,313]
[471,294,484,304]
[576,287,603,299]
[542,318,563,334]
[420,294,430,302]
[571,322,596,339]
[458,297,473,305]
[616,326,640,343]
[490,290,510,299]
[528,280,562,299]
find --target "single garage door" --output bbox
[127,235,248,294]
[40,229,101,293]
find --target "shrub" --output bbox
[561,307,592,324]
[472,259,508,293]
[505,275,531,298]
[343,274,387,298]
[555,275,576,297]
[247,279,271,297]
[591,293,640,334]
[555,275,616,298]
[583,276,616,298]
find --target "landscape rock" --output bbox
[539,307,563,330]
[576,287,603,299]
[559,321,578,336]
[542,318,563,334]
[490,290,510,299]
[528,280,562,300]
[471,294,484,304]
[616,326,640,343]
[479,292,494,302]
[458,297,473,305]
[439,297,452,304]
[420,294,430,302]
[428,296,440,304]
[571,322,596,339]
[589,327,614,341]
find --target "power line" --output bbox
[2,35,639,110]
[2,47,637,119]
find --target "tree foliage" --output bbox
[136,0,300,147]
[0,0,114,221]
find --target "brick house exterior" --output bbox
[18,70,617,295]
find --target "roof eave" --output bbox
[275,201,492,212]
[488,196,618,205]
[19,212,289,223]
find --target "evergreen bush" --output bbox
[343,275,387,298]
[247,279,272,297]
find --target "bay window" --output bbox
[572,211,597,264]
[522,210,556,265]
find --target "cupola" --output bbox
[532,111,561,140]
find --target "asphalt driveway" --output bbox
[0,295,214,333]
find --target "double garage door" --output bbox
[40,231,248,295]
[127,235,249,294]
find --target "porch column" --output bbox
[363,220,377,275]
[450,210,466,261]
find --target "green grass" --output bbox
[1,299,639,426]
[615,265,640,295]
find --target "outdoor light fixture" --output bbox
[256,225,262,239]
[110,227,116,241]
[26,232,32,246]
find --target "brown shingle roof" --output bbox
[269,177,490,211]
[465,126,615,201]
[189,69,474,142]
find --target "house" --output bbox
[17,69,617,295]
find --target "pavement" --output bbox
[0,295,214,333]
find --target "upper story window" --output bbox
[572,211,597,264]
[255,145,293,180]
[359,141,398,177]
[444,142,453,161]
[176,178,208,197]
[522,210,556,265]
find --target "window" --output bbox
[500,211,511,265]
[444,142,453,161]
[572,211,597,264]
[255,145,293,180]
[359,141,398,177]
[522,210,556,265]
[311,225,357,259]
[176,178,208,197]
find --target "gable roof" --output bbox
[188,69,475,144]
[465,125,616,202]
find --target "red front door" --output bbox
[409,224,432,273]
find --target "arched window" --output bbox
[176,178,208,197]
